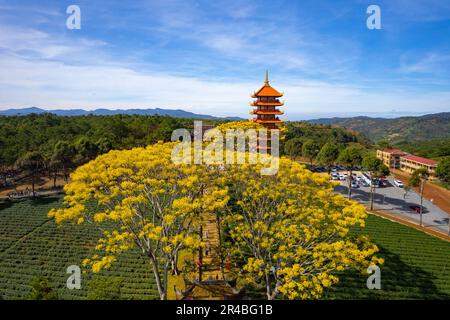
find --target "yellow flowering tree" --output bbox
[49,142,228,300]
[224,157,382,300]
[216,120,265,132]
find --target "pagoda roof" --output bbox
[253,84,283,97]
[251,70,283,97]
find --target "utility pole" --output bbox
[419,180,424,227]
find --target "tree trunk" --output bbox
[31,173,36,197]
[419,180,424,227]
[347,169,352,199]
[63,164,67,182]
[53,169,57,189]
[265,273,273,300]
[162,263,169,300]
[171,254,179,275]
[151,258,166,300]
[370,184,375,211]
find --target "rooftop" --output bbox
[401,155,438,166]
[251,70,283,98]
[382,149,409,155]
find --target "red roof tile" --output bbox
[253,84,283,97]
[401,155,438,166]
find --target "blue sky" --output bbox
[0,0,449,119]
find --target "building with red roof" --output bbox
[376,149,409,169]
[400,155,438,176]
[377,149,438,176]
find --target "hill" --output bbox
[0,107,242,120]
[308,112,450,144]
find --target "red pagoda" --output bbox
[250,70,284,150]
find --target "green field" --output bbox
[0,196,158,300]
[0,195,449,300]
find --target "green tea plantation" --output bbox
[0,195,449,299]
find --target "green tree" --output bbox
[403,185,411,199]
[16,151,44,196]
[337,145,365,199]
[95,137,114,154]
[302,139,320,166]
[284,138,303,160]
[74,136,99,165]
[0,150,8,187]
[87,277,123,300]
[435,156,450,183]
[376,140,392,150]
[29,276,57,300]
[409,168,430,226]
[52,141,76,182]
[362,154,390,211]
[316,142,340,173]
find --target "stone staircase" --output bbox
[201,214,222,280]
[178,212,243,300]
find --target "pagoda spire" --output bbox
[264,69,269,85]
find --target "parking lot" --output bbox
[333,172,450,235]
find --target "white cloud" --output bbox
[1,52,449,119]
[399,53,450,74]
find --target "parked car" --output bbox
[393,179,404,188]
[351,181,359,188]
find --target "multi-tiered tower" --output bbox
[250,71,284,151]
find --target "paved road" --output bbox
[335,176,450,235]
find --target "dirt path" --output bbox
[0,176,66,198]
[392,169,450,215]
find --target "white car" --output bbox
[394,179,404,188]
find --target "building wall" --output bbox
[400,158,436,176]
[376,150,402,169]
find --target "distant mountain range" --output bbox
[0,107,243,120]
[308,112,450,143]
